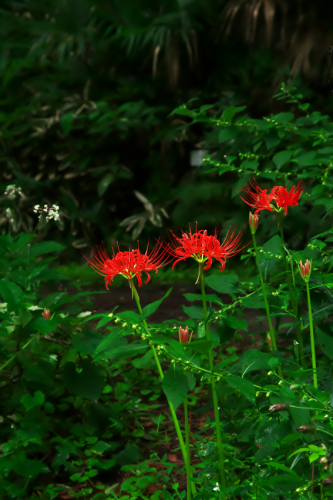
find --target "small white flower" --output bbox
[4,184,22,200]
[213,483,220,491]
[5,208,14,223]
[33,203,61,222]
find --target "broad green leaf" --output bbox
[274,112,294,123]
[116,311,141,323]
[242,350,272,372]
[72,330,102,356]
[0,280,24,312]
[162,365,189,411]
[62,360,105,401]
[182,305,204,319]
[240,160,259,171]
[316,327,333,359]
[226,374,256,404]
[94,327,127,356]
[141,288,173,319]
[13,453,50,478]
[103,343,147,361]
[218,126,239,143]
[20,390,45,411]
[30,316,61,335]
[272,150,293,169]
[183,293,222,305]
[296,151,317,166]
[205,273,239,294]
[241,295,265,309]
[222,105,247,122]
[31,241,65,257]
[188,339,213,354]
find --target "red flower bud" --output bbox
[42,308,51,319]
[179,326,189,343]
[269,404,288,412]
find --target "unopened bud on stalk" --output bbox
[249,212,259,234]
[299,259,311,282]
[269,403,288,412]
[179,326,193,344]
[42,309,51,319]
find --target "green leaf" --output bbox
[222,105,247,122]
[94,327,127,356]
[0,279,24,312]
[30,316,61,334]
[103,343,147,361]
[182,305,204,319]
[218,126,239,143]
[60,112,74,135]
[183,293,222,305]
[141,288,173,319]
[112,443,142,466]
[162,365,189,411]
[272,150,293,169]
[62,360,105,401]
[188,340,213,354]
[274,112,294,123]
[31,241,65,257]
[205,274,240,294]
[242,295,265,309]
[116,311,141,323]
[242,350,272,372]
[97,173,115,197]
[316,327,333,359]
[226,374,256,404]
[240,160,259,171]
[20,390,45,411]
[296,151,317,166]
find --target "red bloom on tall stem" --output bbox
[84,241,170,289]
[239,178,305,216]
[166,224,246,276]
[239,178,275,215]
[271,181,305,215]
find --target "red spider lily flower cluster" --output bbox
[179,326,192,344]
[239,178,305,216]
[165,224,246,279]
[84,241,170,289]
[299,259,311,282]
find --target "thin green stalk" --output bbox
[279,222,305,368]
[130,280,197,496]
[306,281,317,389]
[199,263,226,491]
[252,234,283,379]
[184,397,191,500]
[0,332,40,372]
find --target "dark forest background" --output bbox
[1,0,333,261]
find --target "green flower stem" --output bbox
[184,397,191,500]
[130,280,196,496]
[306,281,317,389]
[279,223,305,368]
[0,332,40,373]
[252,234,283,379]
[199,263,226,491]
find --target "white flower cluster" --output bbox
[4,184,22,200]
[5,208,14,223]
[33,204,61,221]
[213,483,220,492]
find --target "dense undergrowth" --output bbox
[2,85,333,500]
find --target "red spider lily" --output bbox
[239,178,275,215]
[84,241,170,289]
[239,178,305,216]
[271,181,305,215]
[166,224,246,278]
